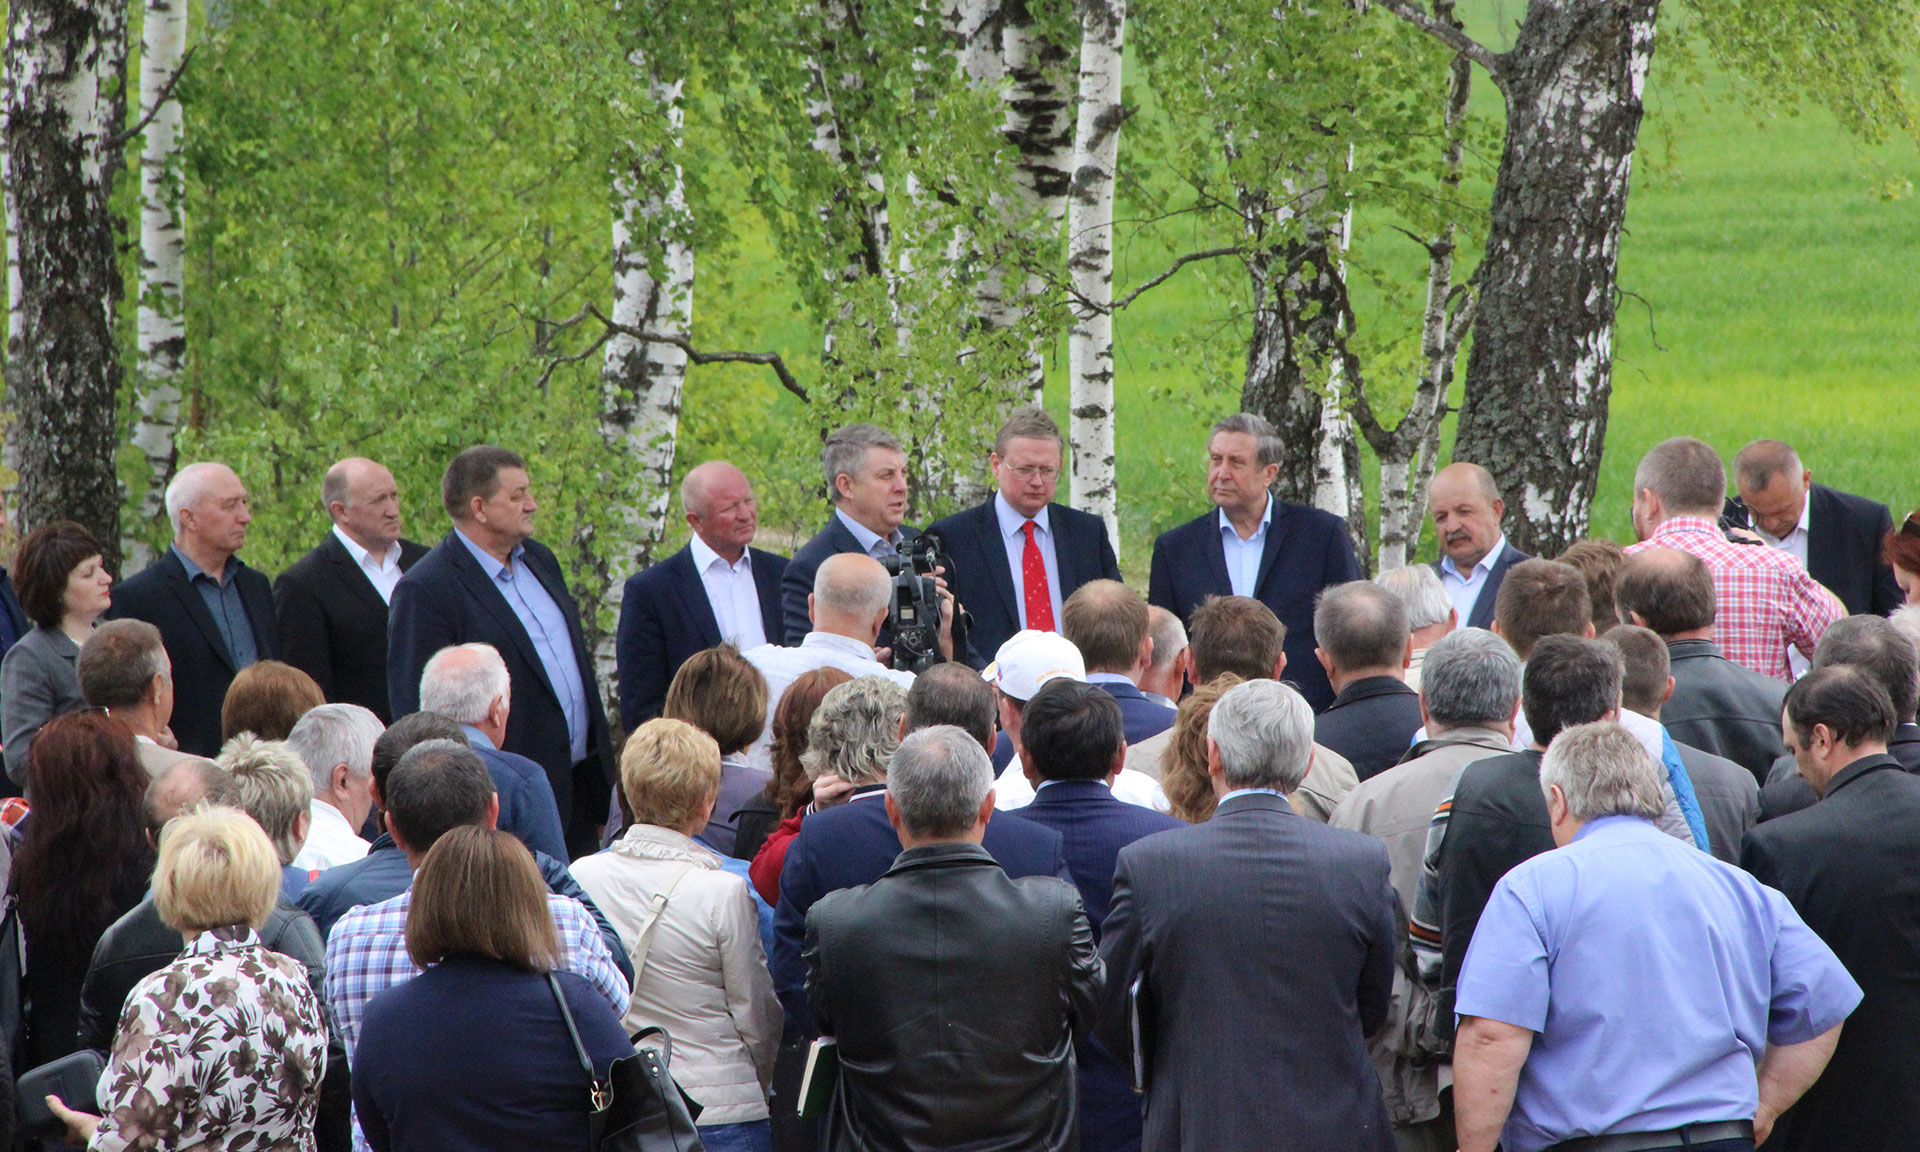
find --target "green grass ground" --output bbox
[686,3,1920,579]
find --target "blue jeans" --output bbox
[698,1119,772,1152]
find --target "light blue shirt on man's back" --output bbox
[452,529,588,763]
[1456,815,1860,1152]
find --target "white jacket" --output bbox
[570,825,781,1124]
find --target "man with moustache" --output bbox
[1428,462,1530,631]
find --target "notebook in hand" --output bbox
[797,1036,839,1119]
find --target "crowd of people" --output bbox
[0,409,1915,1152]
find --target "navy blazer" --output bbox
[108,549,282,758]
[387,531,612,857]
[1097,792,1396,1152]
[273,532,430,722]
[1314,675,1424,781]
[925,498,1122,662]
[1430,541,1529,630]
[770,788,1070,1033]
[1724,484,1900,617]
[0,569,28,654]
[470,737,569,863]
[1147,502,1361,711]
[1091,678,1177,748]
[614,542,787,732]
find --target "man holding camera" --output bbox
[744,553,921,767]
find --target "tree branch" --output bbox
[108,45,197,150]
[1059,246,1248,316]
[532,305,811,404]
[1372,0,1501,74]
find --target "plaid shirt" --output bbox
[326,886,630,1152]
[1624,517,1843,681]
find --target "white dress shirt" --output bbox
[1439,533,1508,624]
[994,493,1063,631]
[688,533,766,651]
[836,507,903,559]
[1755,501,1814,677]
[742,633,916,769]
[332,524,405,604]
[1217,494,1273,598]
[993,757,1170,813]
[291,797,370,872]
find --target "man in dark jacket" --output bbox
[1760,615,1920,821]
[1312,581,1423,780]
[805,725,1102,1152]
[1731,438,1901,618]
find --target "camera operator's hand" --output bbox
[936,582,957,662]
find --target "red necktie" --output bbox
[1022,520,1056,632]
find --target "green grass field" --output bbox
[684,3,1920,579]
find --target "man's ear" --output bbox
[330,762,352,796]
[976,792,996,828]
[1314,648,1335,679]
[1271,651,1288,680]
[485,794,501,830]
[884,792,904,833]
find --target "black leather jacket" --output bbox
[1663,638,1790,783]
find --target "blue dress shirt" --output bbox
[1456,815,1861,1152]
[452,530,588,764]
[172,545,259,669]
[1216,496,1273,598]
[994,493,1062,631]
[835,507,902,559]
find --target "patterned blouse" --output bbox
[92,925,329,1152]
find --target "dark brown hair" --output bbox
[406,826,561,972]
[663,644,768,756]
[13,520,104,628]
[1885,512,1920,576]
[1188,596,1286,683]
[222,660,326,743]
[767,667,853,818]
[1493,560,1591,660]
[441,445,527,521]
[1554,538,1626,636]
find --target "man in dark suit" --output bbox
[1148,413,1360,712]
[386,446,612,859]
[1312,580,1423,781]
[927,406,1121,662]
[1061,579,1175,747]
[1099,677,1396,1152]
[1428,461,1529,630]
[274,457,429,722]
[109,462,280,758]
[0,501,29,660]
[1732,438,1901,618]
[615,460,786,732]
[1011,679,1180,1152]
[1743,666,1920,1151]
[1757,615,1920,821]
[805,726,1101,1152]
[1617,547,1787,782]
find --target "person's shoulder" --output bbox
[275,538,335,585]
[331,888,410,938]
[1151,509,1216,550]
[791,519,849,564]
[1278,499,1352,538]
[1815,482,1891,524]
[926,500,991,539]
[749,545,791,572]
[395,533,458,581]
[1047,501,1110,538]
[1450,750,1538,798]
[112,556,176,599]
[623,546,693,593]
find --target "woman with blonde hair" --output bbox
[350,826,632,1152]
[572,718,781,1152]
[48,806,329,1149]
[1160,675,1245,824]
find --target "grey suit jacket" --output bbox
[1,625,86,784]
[1099,791,1397,1152]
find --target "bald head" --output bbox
[324,457,404,553]
[1429,462,1506,570]
[681,460,758,562]
[1615,547,1716,637]
[1733,439,1811,541]
[143,756,235,836]
[812,553,893,641]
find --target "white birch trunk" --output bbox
[1001,0,1074,399]
[804,1,894,371]
[127,0,188,568]
[1066,0,1123,551]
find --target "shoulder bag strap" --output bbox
[625,861,699,986]
[547,971,611,1111]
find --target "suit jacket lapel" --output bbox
[752,550,784,638]
[976,502,1021,630]
[161,552,239,673]
[1253,501,1298,597]
[1805,485,1839,587]
[668,547,724,648]
[444,535,556,701]
[324,533,392,621]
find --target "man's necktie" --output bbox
[1021,520,1055,632]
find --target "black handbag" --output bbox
[546,973,706,1152]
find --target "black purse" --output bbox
[546,973,706,1152]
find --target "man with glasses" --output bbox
[929,407,1122,663]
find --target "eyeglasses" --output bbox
[1001,465,1060,482]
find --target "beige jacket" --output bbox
[570,826,781,1124]
[1124,728,1359,823]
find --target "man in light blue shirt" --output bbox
[1453,721,1859,1152]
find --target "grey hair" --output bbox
[216,734,315,866]
[1733,438,1801,492]
[1540,720,1666,822]
[800,676,909,786]
[1632,437,1726,514]
[163,462,234,533]
[1210,413,1284,469]
[286,703,385,793]
[1374,565,1453,632]
[321,461,351,511]
[1890,606,1920,660]
[1207,679,1314,791]
[1147,606,1188,671]
[813,554,892,620]
[420,643,511,726]
[1314,581,1409,670]
[1421,627,1522,729]
[886,725,994,838]
[822,423,903,502]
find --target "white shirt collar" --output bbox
[800,631,883,661]
[1216,493,1273,541]
[332,524,402,570]
[994,492,1052,539]
[688,531,749,574]
[1441,532,1508,580]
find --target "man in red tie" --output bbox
[929,407,1124,667]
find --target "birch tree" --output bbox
[3,0,127,563]
[1065,0,1124,548]
[128,0,191,566]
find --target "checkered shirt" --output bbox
[1624,517,1844,681]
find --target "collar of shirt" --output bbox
[994,491,1052,540]
[1649,515,1723,543]
[1218,786,1283,804]
[835,507,902,555]
[1755,497,1813,549]
[688,531,750,576]
[453,526,522,579]
[460,724,496,751]
[1440,532,1508,581]
[1570,813,1657,843]
[799,631,883,662]
[332,524,402,572]
[1215,493,1273,543]
[172,544,240,585]
[1086,672,1134,687]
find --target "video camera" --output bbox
[883,531,952,674]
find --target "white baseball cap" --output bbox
[982,630,1086,702]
